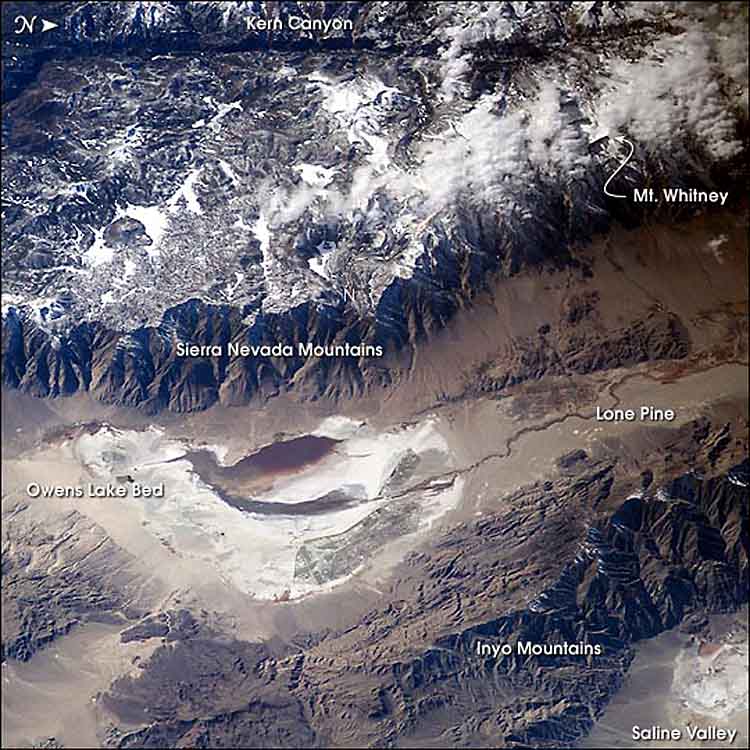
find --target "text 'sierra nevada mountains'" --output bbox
[1,2,748,749]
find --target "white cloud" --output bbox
[408,101,527,211]
[262,4,744,280]
[270,82,596,226]
[526,82,591,177]
[595,28,743,160]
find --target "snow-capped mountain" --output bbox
[2,1,747,410]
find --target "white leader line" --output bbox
[604,136,635,199]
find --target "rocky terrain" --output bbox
[3,390,747,748]
[95,429,748,749]
[1,505,151,662]
[2,1,748,411]
[3,311,747,749]
[1,3,748,749]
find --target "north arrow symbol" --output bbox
[41,19,59,32]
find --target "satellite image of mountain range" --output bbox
[1,2,748,749]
